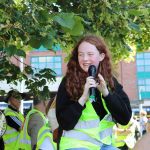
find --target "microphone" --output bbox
[88,65,97,102]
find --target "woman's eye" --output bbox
[79,54,84,57]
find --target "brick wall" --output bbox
[118,60,138,101]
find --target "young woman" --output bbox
[56,35,132,150]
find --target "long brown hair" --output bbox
[66,35,114,101]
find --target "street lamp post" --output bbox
[139,88,143,112]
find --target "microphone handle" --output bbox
[89,87,96,102]
[90,87,95,96]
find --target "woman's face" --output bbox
[78,41,105,72]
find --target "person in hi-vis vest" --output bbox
[3,90,24,150]
[56,35,132,150]
[19,97,56,150]
[112,117,137,150]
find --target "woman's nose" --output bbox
[83,54,88,60]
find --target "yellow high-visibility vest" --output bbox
[60,95,115,150]
[3,107,24,150]
[19,109,56,150]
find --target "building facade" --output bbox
[118,52,150,116]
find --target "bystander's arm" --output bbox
[28,113,44,149]
[6,116,21,131]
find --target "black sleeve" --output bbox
[56,78,85,130]
[104,77,132,125]
[0,137,4,150]
[5,116,21,131]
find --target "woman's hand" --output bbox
[78,76,97,106]
[97,74,109,97]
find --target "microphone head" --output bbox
[88,65,97,77]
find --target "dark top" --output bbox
[56,77,132,131]
[0,137,4,150]
[5,105,22,131]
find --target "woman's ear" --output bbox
[99,53,105,61]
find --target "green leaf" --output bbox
[0,90,6,96]
[4,45,17,57]
[24,66,34,75]
[53,13,75,29]
[128,22,140,32]
[13,0,23,5]
[87,9,93,19]
[16,49,26,57]
[39,79,46,86]
[62,16,84,36]
[29,37,42,49]
[128,10,143,16]
[42,36,54,49]
[38,10,49,23]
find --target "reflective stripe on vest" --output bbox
[4,136,18,144]
[74,119,99,129]
[37,129,50,141]
[60,95,115,150]
[63,130,103,146]
[100,127,113,140]
[66,148,89,150]
[20,138,31,145]
[5,128,17,134]
[36,126,56,150]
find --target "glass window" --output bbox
[54,68,62,76]
[31,57,38,62]
[138,79,145,85]
[54,57,61,62]
[146,86,150,92]
[136,60,144,66]
[137,66,144,72]
[39,63,46,69]
[47,57,54,62]
[54,63,61,68]
[136,53,143,59]
[146,79,150,85]
[145,66,150,72]
[47,63,54,68]
[145,59,150,65]
[137,52,150,99]
[31,56,62,76]
[39,57,46,62]
[31,63,38,68]
[144,53,150,58]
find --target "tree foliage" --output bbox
[56,0,150,61]
[0,0,149,60]
[0,0,149,98]
[0,52,56,100]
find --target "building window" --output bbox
[136,52,150,100]
[31,56,62,76]
[138,79,145,85]
[136,53,143,59]
[137,66,144,72]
